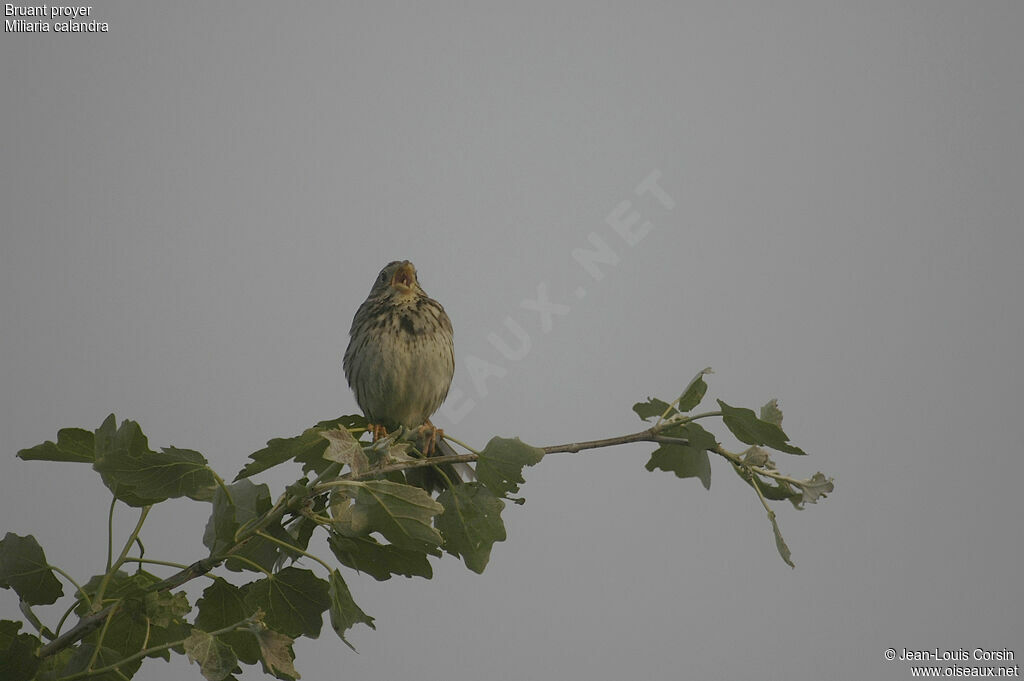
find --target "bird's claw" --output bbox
[368,423,389,442]
[418,421,444,456]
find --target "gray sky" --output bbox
[2,3,1022,680]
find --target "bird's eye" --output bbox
[379,271,388,283]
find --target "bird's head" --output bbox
[370,260,422,301]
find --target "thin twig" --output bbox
[36,422,747,660]
[541,427,658,454]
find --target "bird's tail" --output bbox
[405,432,475,493]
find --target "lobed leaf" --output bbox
[0,620,41,681]
[334,481,444,552]
[732,465,802,505]
[436,483,507,573]
[93,415,218,505]
[196,578,261,665]
[327,534,434,581]
[645,422,717,489]
[741,446,772,468]
[759,399,784,427]
[203,480,299,573]
[185,629,239,681]
[254,626,298,680]
[796,472,834,506]
[769,512,795,568]
[321,427,368,477]
[328,570,375,651]
[17,427,94,463]
[717,400,806,455]
[677,367,713,412]
[242,567,330,639]
[646,445,711,489]
[235,415,367,481]
[475,437,544,498]
[60,644,125,681]
[0,533,63,605]
[92,414,157,506]
[73,570,190,665]
[632,397,673,422]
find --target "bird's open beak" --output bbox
[390,263,416,292]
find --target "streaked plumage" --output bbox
[344,260,455,436]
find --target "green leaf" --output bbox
[0,533,63,605]
[17,427,94,463]
[235,415,367,480]
[321,427,369,477]
[732,464,801,504]
[645,422,716,489]
[334,480,444,552]
[741,446,772,468]
[0,620,41,681]
[475,437,544,498]
[203,480,297,573]
[92,414,218,505]
[203,482,251,558]
[717,400,806,455]
[19,600,54,641]
[74,570,190,664]
[196,578,260,665]
[436,483,507,573]
[254,626,298,680]
[98,445,218,505]
[243,567,330,639]
[32,647,74,681]
[759,399,784,427]
[769,512,795,568]
[632,397,672,421]
[145,589,191,628]
[328,570,375,651]
[677,367,712,412]
[327,534,434,581]
[91,414,156,506]
[60,645,124,681]
[74,570,132,615]
[796,472,834,506]
[646,445,711,489]
[185,629,239,681]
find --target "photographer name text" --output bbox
[899,648,1015,662]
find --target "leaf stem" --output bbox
[227,554,274,578]
[52,599,81,639]
[48,564,92,610]
[441,433,478,455]
[672,410,723,424]
[86,605,118,670]
[94,506,151,608]
[255,529,333,574]
[122,557,193,571]
[55,614,261,681]
[211,471,234,506]
[106,494,117,572]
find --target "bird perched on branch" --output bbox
[343,260,462,489]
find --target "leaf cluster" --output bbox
[633,370,833,567]
[1,368,832,679]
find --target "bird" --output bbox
[343,260,462,489]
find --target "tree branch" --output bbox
[35,423,712,660]
[541,427,658,454]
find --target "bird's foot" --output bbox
[418,421,444,456]
[368,423,389,442]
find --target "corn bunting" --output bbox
[343,260,461,487]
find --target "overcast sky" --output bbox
[2,3,1022,680]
